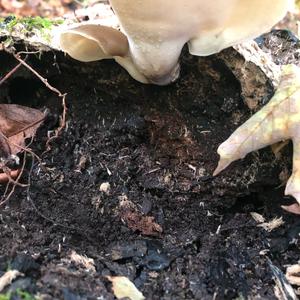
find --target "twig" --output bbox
[0,62,23,86]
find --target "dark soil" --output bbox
[1,30,300,300]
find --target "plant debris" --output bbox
[107,276,145,300]
[215,64,300,205]
[0,270,23,292]
[0,104,44,157]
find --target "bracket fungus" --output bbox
[59,0,291,85]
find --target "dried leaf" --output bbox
[250,213,284,231]
[69,250,96,273]
[0,270,23,292]
[120,210,162,236]
[286,264,300,286]
[250,212,265,223]
[0,104,44,157]
[257,217,285,232]
[214,64,300,204]
[107,276,145,300]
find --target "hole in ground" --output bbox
[8,77,43,106]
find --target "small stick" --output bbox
[0,62,23,86]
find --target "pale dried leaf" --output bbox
[0,270,23,292]
[214,64,300,205]
[286,264,300,286]
[107,276,145,300]
[69,250,96,273]
[258,217,285,232]
[250,212,265,223]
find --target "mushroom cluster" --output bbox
[59,0,291,85]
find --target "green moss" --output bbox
[0,292,10,300]
[0,290,36,300]
[3,15,63,32]
[0,15,64,46]
[16,289,36,300]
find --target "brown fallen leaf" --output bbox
[0,104,44,157]
[107,276,145,300]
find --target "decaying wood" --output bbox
[217,41,281,110]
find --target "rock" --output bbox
[11,254,40,274]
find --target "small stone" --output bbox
[11,254,40,274]
[109,240,147,261]
[99,182,111,194]
[144,250,171,271]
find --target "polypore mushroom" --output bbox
[59,0,291,85]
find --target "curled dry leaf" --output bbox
[0,104,44,157]
[120,209,163,236]
[107,276,145,300]
[214,64,300,204]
